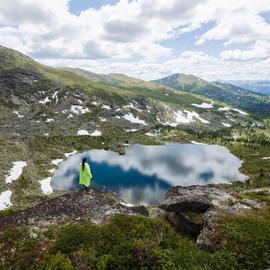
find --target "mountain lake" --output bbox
[51,143,246,205]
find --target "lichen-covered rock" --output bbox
[196,210,219,250]
[0,188,148,227]
[159,185,261,250]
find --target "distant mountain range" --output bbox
[219,80,270,96]
[0,44,269,139]
[152,74,270,119]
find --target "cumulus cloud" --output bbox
[196,13,270,45]
[103,20,148,43]
[221,41,270,61]
[0,0,270,80]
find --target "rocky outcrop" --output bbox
[160,185,262,250]
[0,184,265,251]
[0,188,148,227]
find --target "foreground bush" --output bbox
[0,214,269,269]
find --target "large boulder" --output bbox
[160,185,261,250]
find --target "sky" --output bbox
[0,0,270,81]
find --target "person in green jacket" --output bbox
[80,158,92,192]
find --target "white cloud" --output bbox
[40,48,270,81]
[0,0,270,80]
[197,13,270,45]
[221,40,270,61]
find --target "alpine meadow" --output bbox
[0,1,270,269]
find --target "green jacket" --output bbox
[79,162,92,187]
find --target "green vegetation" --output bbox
[214,216,270,270]
[1,43,270,270]
[153,73,270,119]
[0,45,208,111]
[0,214,269,269]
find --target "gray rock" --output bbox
[159,185,260,250]
[0,188,148,228]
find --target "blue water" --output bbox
[51,144,246,205]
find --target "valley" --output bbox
[0,45,270,269]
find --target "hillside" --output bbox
[0,45,270,270]
[153,74,270,119]
[0,45,259,209]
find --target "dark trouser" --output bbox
[83,185,89,192]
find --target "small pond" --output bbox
[51,144,246,205]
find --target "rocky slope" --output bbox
[0,188,148,227]
[1,44,262,211]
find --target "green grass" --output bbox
[228,144,270,187]
[241,191,270,205]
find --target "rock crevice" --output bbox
[160,185,261,250]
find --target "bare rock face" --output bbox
[160,185,261,250]
[0,188,148,228]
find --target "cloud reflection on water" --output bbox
[51,144,246,204]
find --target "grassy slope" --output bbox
[0,45,209,109]
[153,73,270,118]
[64,67,213,108]
[1,47,270,269]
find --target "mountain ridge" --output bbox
[152,73,270,119]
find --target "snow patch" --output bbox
[39,96,51,105]
[77,130,90,136]
[39,178,53,195]
[126,129,138,132]
[90,130,102,136]
[52,91,58,104]
[65,150,77,158]
[192,102,213,109]
[218,107,230,112]
[47,169,55,174]
[233,108,247,115]
[0,190,12,210]
[5,161,27,184]
[218,106,247,115]
[99,117,107,122]
[222,122,232,128]
[123,113,147,125]
[51,159,63,166]
[46,118,54,123]
[160,110,209,126]
[70,105,89,115]
[14,111,24,118]
[102,105,111,110]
